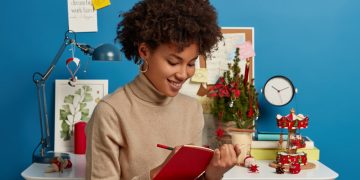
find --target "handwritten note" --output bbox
[191,68,208,83]
[238,41,255,59]
[206,33,246,84]
[68,0,98,32]
[92,0,111,10]
[180,57,202,98]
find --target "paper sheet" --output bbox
[68,0,98,32]
[191,68,208,83]
[206,33,246,84]
[180,57,202,98]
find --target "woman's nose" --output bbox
[175,66,188,81]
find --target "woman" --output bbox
[86,0,241,179]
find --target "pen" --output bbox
[157,144,174,151]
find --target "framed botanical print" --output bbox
[54,79,108,153]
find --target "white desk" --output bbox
[223,160,338,180]
[22,154,338,180]
[22,154,86,180]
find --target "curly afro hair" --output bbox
[116,0,222,64]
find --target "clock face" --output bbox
[263,76,295,106]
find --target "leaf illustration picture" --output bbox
[59,85,93,141]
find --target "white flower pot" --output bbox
[230,131,253,165]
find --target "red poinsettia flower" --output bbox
[231,87,240,98]
[219,87,230,97]
[208,78,227,97]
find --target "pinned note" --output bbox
[92,0,111,10]
[68,0,98,32]
[191,68,208,83]
[238,41,255,59]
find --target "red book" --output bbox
[154,145,214,180]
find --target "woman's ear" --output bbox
[138,43,150,60]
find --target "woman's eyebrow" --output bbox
[169,54,198,61]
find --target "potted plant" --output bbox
[208,45,259,164]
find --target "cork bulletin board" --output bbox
[197,27,255,96]
[199,27,254,82]
[179,27,254,113]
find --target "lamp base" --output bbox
[33,151,70,164]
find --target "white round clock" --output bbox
[263,76,296,106]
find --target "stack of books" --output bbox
[250,132,320,161]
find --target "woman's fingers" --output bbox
[211,144,241,168]
[213,148,221,164]
[228,145,237,164]
[217,144,236,166]
[220,145,228,162]
[234,144,241,157]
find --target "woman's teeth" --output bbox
[169,80,182,88]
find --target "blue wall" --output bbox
[1,0,358,179]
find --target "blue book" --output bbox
[256,132,288,141]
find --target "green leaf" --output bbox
[83,93,93,102]
[81,108,89,116]
[60,130,70,140]
[81,116,90,122]
[80,102,87,111]
[60,130,66,138]
[83,85,92,92]
[62,104,70,113]
[64,95,74,104]
[60,109,69,120]
[74,88,82,96]
[61,120,70,131]
[60,120,71,141]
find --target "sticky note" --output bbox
[92,0,111,10]
[238,41,255,59]
[191,68,208,83]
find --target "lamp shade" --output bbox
[92,43,121,61]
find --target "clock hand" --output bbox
[272,85,280,92]
[278,93,283,104]
[279,87,289,92]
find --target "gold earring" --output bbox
[140,59,149,73]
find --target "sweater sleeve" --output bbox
[86,101,124,180]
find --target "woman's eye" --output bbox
[167,60,178,66]
[188,63,195,67]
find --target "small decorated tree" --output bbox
[208,47,259,141]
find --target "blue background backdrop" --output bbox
[1,0,358,179]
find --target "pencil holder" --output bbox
[74,122,87,154]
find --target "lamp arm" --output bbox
[32,36,74,159]
[41,38,75,81]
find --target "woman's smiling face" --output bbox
[139,43,199,97]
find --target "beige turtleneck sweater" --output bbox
[86,73,204,180]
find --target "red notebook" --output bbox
[154,145,214,180]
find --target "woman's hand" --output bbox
[150,146,181,179]
[204,144,241,180]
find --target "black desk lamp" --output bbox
[32,30,120,163]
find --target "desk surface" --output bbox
[223,160,338,180]
[22,154,86,180]
[22,154,338,180]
